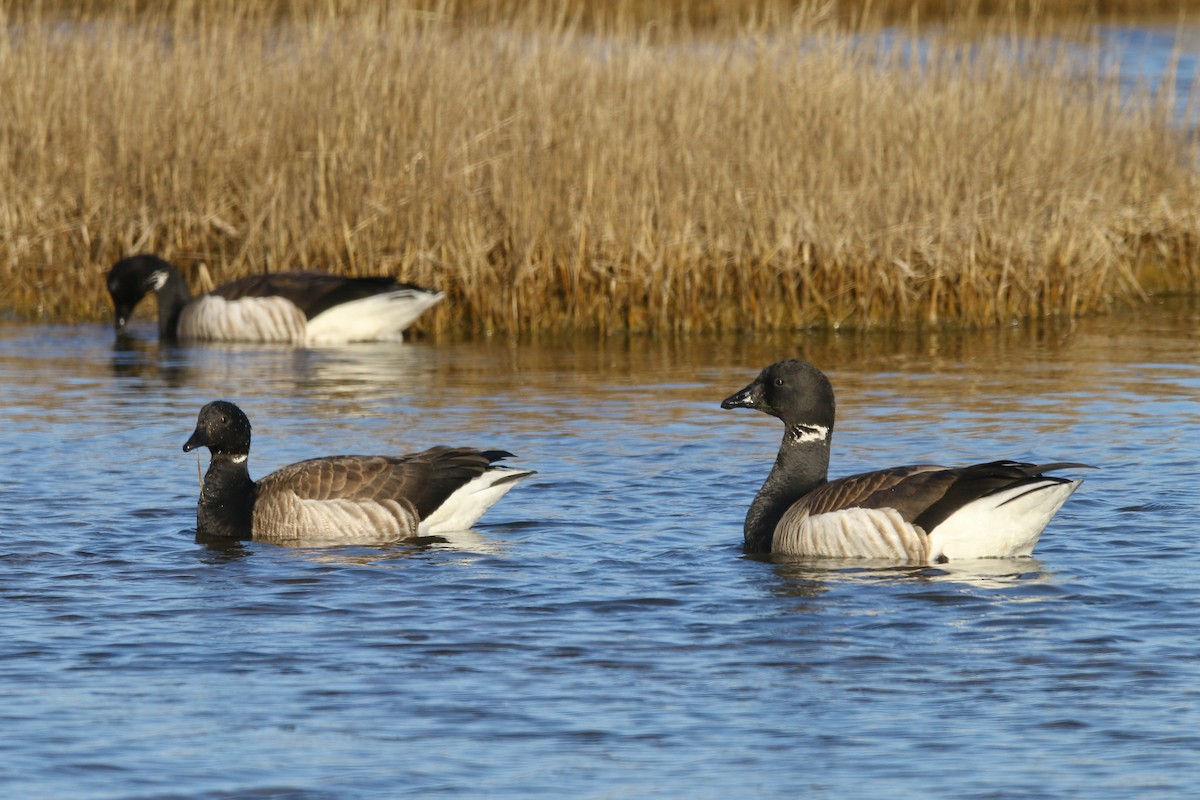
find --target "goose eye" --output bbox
[774,377,784,387]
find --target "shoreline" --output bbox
[3,3,1198,334]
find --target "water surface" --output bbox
[2,299,1198,798]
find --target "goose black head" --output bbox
[183,400,253,457]
[721,359,837,433]
[106,254,176,332]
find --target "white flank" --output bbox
[927,479,1083,561]
[774,505,930,561]
[178,296,307,343]
[253,497,419,544]
[418,468,535,535]
[306,289,445,345]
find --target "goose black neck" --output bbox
[196,454,256,540]
[153,267,193,340]
[744,433,831,553]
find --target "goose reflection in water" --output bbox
[768,556,1056,597]
[110,335,441,407]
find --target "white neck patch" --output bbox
[231,455,247,464]
[789,423,829,444]
[148,270,170,291]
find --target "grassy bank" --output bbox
[1,1,1198,334]
[17,1,1200,28]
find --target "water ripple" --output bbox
[2,303,1200,797]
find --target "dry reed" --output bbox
[1,0,1198,334]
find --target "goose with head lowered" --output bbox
[182,401,535,543]
[720,359,1090,562]
[107,254,444,345]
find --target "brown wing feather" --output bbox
[797,460,1090,530]
[798,465,956,521]
[256,446,510,519]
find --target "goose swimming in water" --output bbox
[107,254,444,345]
[720,359,1089,562]
[182,401,534,543]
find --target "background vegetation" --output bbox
[2,0,1198,334]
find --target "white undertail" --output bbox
[927,479,1083,561]
[419,468,535,535]
[306,289,445,345]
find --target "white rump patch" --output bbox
[178,295,307,344]
[419,467,535,535]
[788,423,829,445]
[928,479,1082,561]
[306,289,445,345]
[773,505,929,561]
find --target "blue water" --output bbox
[2,298,1198,798]
[869,21,1200,126]
[1097,25,1200,122]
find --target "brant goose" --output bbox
[107,254,444,345]
[182,401,534,543]
[721,359,1089,562]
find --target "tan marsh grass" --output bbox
[1,2,1198,334]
